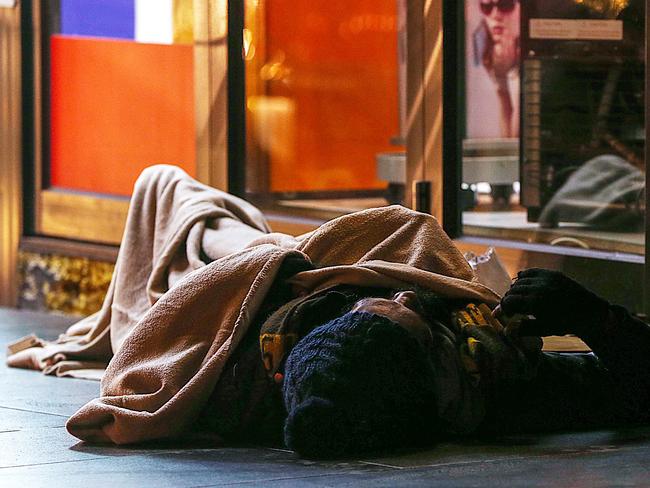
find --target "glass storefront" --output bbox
[460,0,645,256]
[45,0,196,197]
[243,0,405,214]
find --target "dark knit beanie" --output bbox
[282,311,439,458]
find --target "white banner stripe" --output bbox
[135,0,173,44]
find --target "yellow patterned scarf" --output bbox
[454,303,505,382]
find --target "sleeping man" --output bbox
[7,165,650,458]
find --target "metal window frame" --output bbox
[22,0,231,245]
[442,0,649,314]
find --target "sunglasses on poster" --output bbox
[479,0,516,15]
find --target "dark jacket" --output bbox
[482,305,650,434]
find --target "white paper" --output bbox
[0,0,17,8]
[530,19,623,41]
[135,0,174,44]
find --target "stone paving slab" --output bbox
[0,406,67,432]
[3,307,650,487]
[0,442,385,488]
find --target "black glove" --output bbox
[500,268,610,338]
[463,324,542,395]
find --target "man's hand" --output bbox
[463,324,542,392]
[500,268,610,338]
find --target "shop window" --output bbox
[242,0,406,215]
[458,0,646,256]
[48,0,196,197]
[23,0,226,245]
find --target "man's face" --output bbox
[351,291,435,347]
[351,290,485,433]
[350,288,460,349]
[480,0,519,44]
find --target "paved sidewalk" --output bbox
[1,307,650,487]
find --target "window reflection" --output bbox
[462,0,645,255]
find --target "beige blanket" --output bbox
[7,165,499,445]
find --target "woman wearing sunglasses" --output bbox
[471,0,520,138]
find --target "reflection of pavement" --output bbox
[463,210,644,255]
[462,138,519,186]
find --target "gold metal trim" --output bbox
[422,0,443,221]
[406,0,443,220]
[29,1,229,245]
[194,0,229,189]
[40,190,129,245]
[0,3,22,306]
[32,0,43,233]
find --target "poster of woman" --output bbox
[465,0,520,139]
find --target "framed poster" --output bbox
[465,0,520,139]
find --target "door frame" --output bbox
[25,0,230,245]
[0,2,22,306]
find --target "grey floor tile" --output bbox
[360,427,650,469]
[0,426,102,468]
[0,307,78,378]
[3,307,650,487]
[0,308,77,343]
[0,371,99,417]
[1,309,96,417]
[0,447,386,488]
[254,445,650,488]
[0,406,67,431]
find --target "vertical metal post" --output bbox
[441,0,462,235]
[643,0,650,316]
[0,1,22,306]
[413,180,431,214]
[227,0,246,197]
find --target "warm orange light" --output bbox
[49,36,196,196]
[246,0,402,193]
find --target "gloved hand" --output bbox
[455,304,542,394]
[463,322,542,391]
[499,268,611,338]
